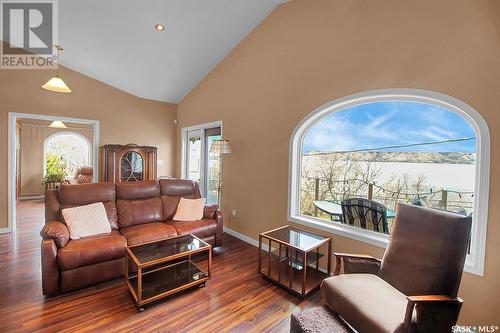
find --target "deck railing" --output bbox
[301,176,473,217]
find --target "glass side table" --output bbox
[258,225,332,297]
[125,234,212,311]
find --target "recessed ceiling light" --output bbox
[155,24,165,32]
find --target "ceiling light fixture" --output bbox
[42,45,72,93]
[49,120,67,128]
[154,24,165,32]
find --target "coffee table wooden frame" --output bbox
[258,225,332,297]
[125,234,212,311]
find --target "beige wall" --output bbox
[0,63,178,227]
[19,121,94,196]
[177,0,500,324]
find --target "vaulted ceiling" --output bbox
[59,0,287,103]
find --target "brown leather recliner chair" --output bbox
[40,179,223,295]
[70,166,94,184]
[321,203,471,333]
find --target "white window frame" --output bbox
[288,89,490,276]
[180,120,223,197]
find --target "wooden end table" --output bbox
[258,225,332,297]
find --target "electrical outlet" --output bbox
[231,209,237,217]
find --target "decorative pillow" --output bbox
[62,202,112,240]
[173,198,206,221]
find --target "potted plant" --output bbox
[43,154,66,190]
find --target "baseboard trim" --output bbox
[223,226,259,247]
[0,227,10,234]
[19,195,44,200]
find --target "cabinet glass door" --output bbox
[121,151,143,181]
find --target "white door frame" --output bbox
[180,120,223,196]
[6,112,100,234]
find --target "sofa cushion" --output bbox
[173,197,206,221]
[61,201,118,230]
[159,179,201,197]
[321,274,411,333]
[58,230,126,271]
[62,202,112,240]
[117,197,163,228]
[116,181,160,200]
[161,196,194,221]
[59,183,118,229]
[120,222,177,246]
[59,182,115,205]
[159,179,201,220]
[116,181,164,228]
[170,219,218,240]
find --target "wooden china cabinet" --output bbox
[100,144,157,182]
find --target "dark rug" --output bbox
[290,306,353,333]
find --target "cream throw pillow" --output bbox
[173,198,206,221]
[62,202,112,240]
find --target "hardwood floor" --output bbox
[0,200,323,333]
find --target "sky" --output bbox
[302,101,477,154]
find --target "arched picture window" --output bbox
[44,132,91,179]
[288,89,490,275]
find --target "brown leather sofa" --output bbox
[321,203,471,333]
[69,166,94,184]
[40,179,223,295]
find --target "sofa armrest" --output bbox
[40,221,70,248]
[41,238,60,295]
[404,295,463,332]
[214,210,223,247]
[45,189,61,223]
[406,295,462,303]
[203,204,219,219]
[333,252,381,275]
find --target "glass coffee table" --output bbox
[125,234,212,311]
[258,225,332,297]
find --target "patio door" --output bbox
[183,122,222,205]
[205,127,221,205]
[186,129,202,183]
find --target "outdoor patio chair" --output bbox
[341,198,389,234]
